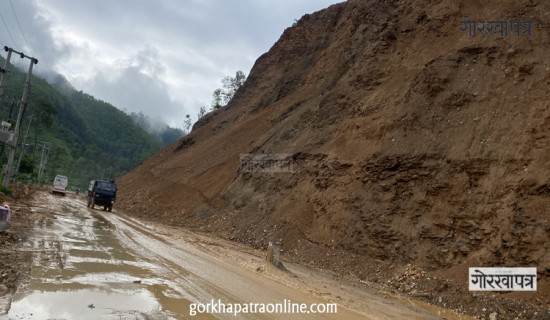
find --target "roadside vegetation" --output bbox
[0,57,167,190]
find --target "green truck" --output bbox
[87,180,117,212]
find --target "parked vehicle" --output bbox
[52,175,68,195]
[87,180,117,212]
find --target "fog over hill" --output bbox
[0,55,163,188]
[46,72,185,146]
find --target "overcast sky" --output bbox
[0,0,341,128]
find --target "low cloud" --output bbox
[0,0,341,128]
[81,45,190,127]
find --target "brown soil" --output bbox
[117,0,550,319]
[0,185,52,312]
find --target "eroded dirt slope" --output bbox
[117,0,550,317]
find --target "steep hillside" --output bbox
[0,58,163,188]
[118,0,549,317]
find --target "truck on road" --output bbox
[87,180,117,212]
[52,175,68,195]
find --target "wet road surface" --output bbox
[6,192,449,319]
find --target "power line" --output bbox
[8,0,33,56]
[0,11,17,46]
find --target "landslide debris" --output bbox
[118,0,550,318]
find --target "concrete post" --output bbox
[3,53,37,188]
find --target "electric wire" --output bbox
[8,0,39,88]
[8,0,33,57]
[0,11,16,47]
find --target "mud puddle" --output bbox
[7,194,189,320]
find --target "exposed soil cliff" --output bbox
[118,0,550,318]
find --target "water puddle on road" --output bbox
[7,196,200,320]
[9,289,159,319]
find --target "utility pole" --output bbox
[2,47,38,188]
[0,97,16,159]
[0,46,13,97]
[7,97,16,122]
[37,142,50,185]
[0,49,16,162]
[37,142,45,183]
[14,116,33,181]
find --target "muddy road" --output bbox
[4,192,469,319]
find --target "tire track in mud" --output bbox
[101,212,267,319]
[8,192,463,320]
[97,204,451,320]
[8,193,174,320]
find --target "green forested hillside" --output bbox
[0,57,164,190]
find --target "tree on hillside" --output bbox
[28,98,58,176]
[129,111,151,131]
[211,89,222,111]
[0,60,164,189]
[221,70,246,105]
[160,127,184,145]
[30,98,58,128]
[128,111,184,146]
[19,154,33,174]
[197,106,206,120]
[183,114,192,133]
[209,70,247,110]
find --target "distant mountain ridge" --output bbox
[0,55,166,189]
[46,72,185,147]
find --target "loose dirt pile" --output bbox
[117,0,550,318]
